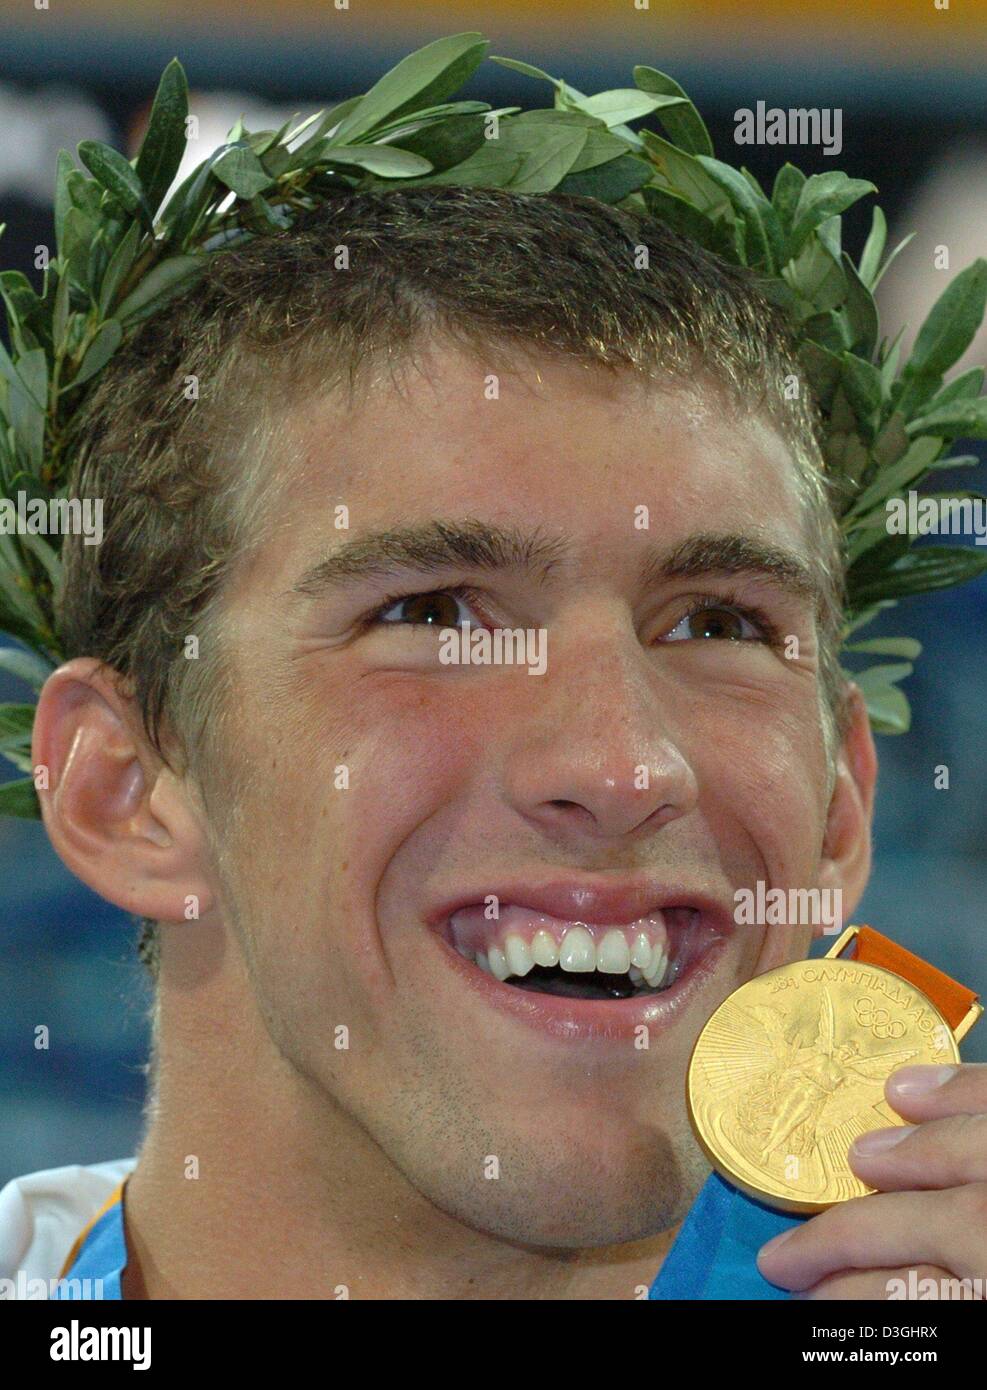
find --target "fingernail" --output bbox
[887,1064,958,1097]
[851,1126,909,1156]
[758,1226,797,1260]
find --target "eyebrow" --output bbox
[292,519,568,594]
[290,518,821,610]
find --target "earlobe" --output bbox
[816,684,878,933]
[32,658,215,923]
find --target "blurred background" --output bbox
[1,0,985,1186]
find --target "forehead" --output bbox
[271,341,808,565]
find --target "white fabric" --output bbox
[0,1158,136,1296]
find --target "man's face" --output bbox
[208,341,840,1246]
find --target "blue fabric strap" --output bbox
[649,1171,802,1299]
[56,1199,125,1300]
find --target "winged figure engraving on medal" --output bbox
[731,989,919,1176]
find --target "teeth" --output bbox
[488,945,510,982]
[558,925,595,972]
[630,933,653,968]
[453,908,683,993]
[644,943,668,988]
[531,929,559,967]
[504,934,534,977]
[597,929,631,974]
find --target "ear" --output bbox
[32,658,216,924]
[815,682,878,939]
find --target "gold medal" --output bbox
[687,925,982,1214]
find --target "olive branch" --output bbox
[1,31,986,816]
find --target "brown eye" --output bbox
[663,604,762,643]
[687,606,747,641]
[380,590,469,627]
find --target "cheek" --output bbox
[694,693,830,873]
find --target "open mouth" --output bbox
[441,905,723,1002]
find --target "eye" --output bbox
[370,586,484,630]
[663,601,769,643]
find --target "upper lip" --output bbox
[427,875,737,932]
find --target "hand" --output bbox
[756,1063,987,1299]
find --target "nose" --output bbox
[500,617,699,844]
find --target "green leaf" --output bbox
[870,231,916,292]
[426,112,604,195]
[570,89,688,129]
[66,171,105,222]
[396,111,491,173]
[556,153,651,203]
[0,775,41,818]
[906,398,987,440]
[59,205,97,290]
[799,340,843,412]
[323,145,433,178]
[771,162,805,233]
[844,636,922,659]
[501,116,590,193]
[859,680,911,734]
[902,259,987,382]
[157,145,230,246]
[72,318,123,389]
[211,143,275,199]
[488,56,555,82]
[858,205,886,288]
[840,252,879,359]
[784,235,846,314]
[97,220,141,318]
[789,173,876,256]
[134,57,189,218]
[844,435,943,520]
[639,131,730,218]
[52,267,71,346]
[406,140,522,188]
[6,349,47,472]
[840,353,883,430]
[641,185,721,249]
[0,644,54,690]
[77,140,154,231]
[695,155,780,271]
[851,545,987,606]
[921,366,984,411]
[0,702,34,741]
[853,660,914,687]
[632,67,713,156]
[53,150,77,264]
[115,253,207,327]
[334,33,489,144]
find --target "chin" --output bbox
[408,1133,704,1250]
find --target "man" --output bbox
[2,186,985,1300]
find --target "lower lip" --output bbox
[431,929,731,1043]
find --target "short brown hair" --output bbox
[57,185,848,984]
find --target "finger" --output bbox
[849,1113,987,1190]
[757,1186,987,1290]
[795,1264,962,1301]
[885,1062,987,1123]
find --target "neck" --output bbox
[123,1069,681,1301]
